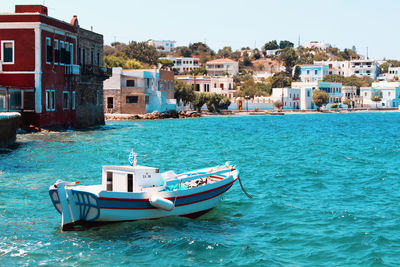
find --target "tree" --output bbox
[175,46,192,57]
[379,62,390,73]
[189,42,214,56]
[206,93,230,112]
[174,80,195,106]
[237,78,270,98]
[279,40,294,49]
[323,75,373,87]
[243,54,252,66]
[293,66,301,81]
[122,41,159,65]
[273,100,283,110]
[264,40,279,50]
[270,71,292,88]
[253,52,261,60]
[342,98,352,108]
[312,89,329,110]
[157,58,174,69]
[192,93,208,112]
[217,46,232,58]
[371,92,382,109]
[104,55,143,69]
[124,59,144,69]
[189,68,207,75]
[279,47,297,74]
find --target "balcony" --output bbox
[65,64,80,75]
[293,97,300,100]
[81,64,112,79]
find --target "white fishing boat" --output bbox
[49,153,247,230]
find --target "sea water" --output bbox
[1,113,400,266]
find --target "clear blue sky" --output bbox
[6,0,400,60]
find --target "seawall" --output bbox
[0,112,21,148]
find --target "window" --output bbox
[127,174,133,192]
[107,172,113,191]
[307,70,310,75]
[365,92,367,96]
[127,80,135,87]
[54,40,59,64]
[97,52,100,66]
[46,37,53,64]
[0,90,5,111]
[70,43,73,65]
[388,92,391,96]
[146,79,151,89]
[107,97,113,108]
[96,90,101,106]
[315,70,318,75]
[196,84,200,91]
[1,41,14,64]
[72,91,75,110]
[307,90,310,97]
[65,43,70,65]
[9,90,22,110]
[145,95,149,104]
[63,91,70,109]
[126,96,138,103]
[60,41,65,65]
[46,90,56,111]
[220,83,224,89]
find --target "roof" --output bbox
[206,58,237,64]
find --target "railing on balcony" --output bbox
[293,97,300,100]
[65,64,80,75]
[81,64,112,77]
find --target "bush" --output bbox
[206,93,231,112]
[254,107,260,112]
[331,103,338,108]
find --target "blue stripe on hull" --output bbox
[98,182,234,210]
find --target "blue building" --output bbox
[298,64,329,82]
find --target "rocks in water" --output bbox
[105,110,200,121]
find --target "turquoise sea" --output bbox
[1,113,400,266]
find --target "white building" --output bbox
[206,58,239,76]
[147,40,176,53]
[314,59,378,79]
[103,67,175,114]
[292,81,343,109]
[304,41,329,50]
[159,57,200,73]
[297,64,329,82]
[349,59,378,80]
[271,88,301,109]
[360,81,400,108]
[387,67,400,80]
[175,75,236,100]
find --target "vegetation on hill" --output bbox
[323,75,373,87]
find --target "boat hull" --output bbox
[49,173,237,224]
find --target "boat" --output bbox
[49,153,242,230]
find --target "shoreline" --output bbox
[105,108,400,121]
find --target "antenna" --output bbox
[366,46,369,59]
[298,35,300,47]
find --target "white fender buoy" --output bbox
[149,196,175,211]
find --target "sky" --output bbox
[5,0,400,60]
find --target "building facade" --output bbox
[292,81,343,109]
[0,5,79,128]
[147,40,176,53]
[75,19,110,128]
[298,64,329,82]
[103,67,175,114]
[360,81,400,108]
[271,88,301,109]
[159,57,200,73]
[304,41,329,50]
[176,75,236,100]
[205,58,239,76]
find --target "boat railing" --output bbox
[166,167,234,186]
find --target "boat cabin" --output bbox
[102,165,167,192]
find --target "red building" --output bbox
[0,5,79,128]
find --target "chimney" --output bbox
[15,5,48,16]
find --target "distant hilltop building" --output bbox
[159,57,200,73]
[304,41,329,50]
[205,58,239,76]
[147,40,176,53]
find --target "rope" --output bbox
[238,176,252,199]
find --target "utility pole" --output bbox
[366,47,369,59]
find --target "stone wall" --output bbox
[103,88,146,114]
[0,112,20,147]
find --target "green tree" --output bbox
[279,47,297,74]
[270,71,292,88]
[157,58,174,69]
[273,100,283,110]
[279,40,294,49]
[312,89,330,110]
[104,55,143,69]
[174,80,196,106]
[175,46,192,57]
[237,79,270,98]
[192,93,208,112]
[124,59,144,69]
[264,40,279,50]
[342,98,352,108]
[122,41,159,65]
[371,92,382,109]
[189,68,207,75]
[217,46,232,58]
[379,62,390,73]
[206,93,230,112]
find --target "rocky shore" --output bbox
[105,110,201,121]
